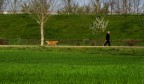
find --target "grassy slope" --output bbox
[46,15,144,40]
[0,47,144,83]
[0,14,144,45]
[0,14,39,39]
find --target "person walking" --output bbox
[104,31,111,46]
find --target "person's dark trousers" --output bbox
[104,40,110,46]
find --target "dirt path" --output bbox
[0,45,144,48]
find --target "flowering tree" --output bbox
[89,16,108,45]
[89,17,108,34]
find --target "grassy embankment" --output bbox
[0,14,144,45]
[0,47,144,83]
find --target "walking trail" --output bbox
[0,45,143,48]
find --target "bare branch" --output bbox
[22,0,58,46]
[0,0,9,14]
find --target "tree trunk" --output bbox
[134,0,136,14]
[40,16,44,46]
[13,0,17,14]
[117,0,120,14]
[111,5,112,15]
[96,0,100,14]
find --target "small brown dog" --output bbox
[46,41,58,46]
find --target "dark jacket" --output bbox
[106,33,110,41]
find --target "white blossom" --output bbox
[89,17,108,34]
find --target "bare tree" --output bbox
[136,0,141,14]
[108,0,115,14]
[127,0,132,14]
[142,3,144,14]
[8,0,23,14]
[22,0,58,46]
[84,4,91,14]
[0,0,5,13]
[60,0,79,14]
[138,0,144,13]
[91,0,101,14]
[75,1,92,14]
[77,6,84,14]
[8,0,18,14]
[103,2,109,14]
[122,0,127,14]
[114,0,120,14]
[96,0,100,13]
[60,0,72,14]
[72,1,79,14]
[0,0,8,14]
[133,0,136,14]
[14,0,17,14]
[131,0,141,14]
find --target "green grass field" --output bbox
[0,14,144,45]
[0,47,144,84]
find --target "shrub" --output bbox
[0,39,8,45]
[124,39,139,46]
[91,39,96,46]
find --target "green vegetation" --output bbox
[0,47,144,83]
[0,14,144,45]
[0,14,143,83]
